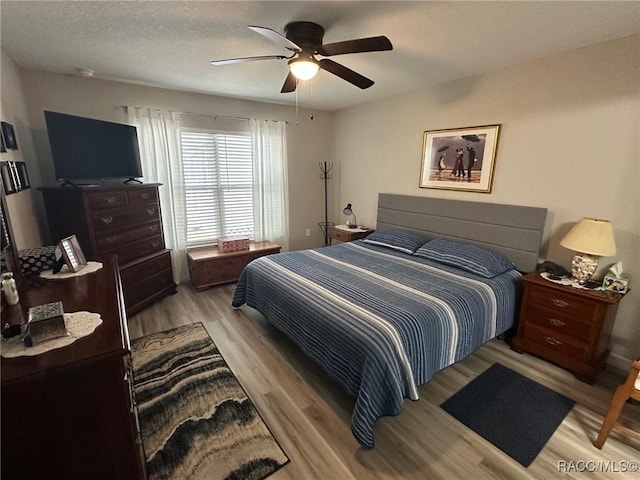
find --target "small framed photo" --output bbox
[1,122,18,150]
[1,162,17,194]
[419,124,501,193]
[58,235,87,272]
[0,127,6,152]
[15,162,30,190]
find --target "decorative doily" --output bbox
[1,311,103,358]
[40,261,103,279]
[539,271,602,291]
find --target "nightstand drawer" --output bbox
[528,286,599,319]
[523,303,594,341]
[331,228,352,242]
[523,323,589,362]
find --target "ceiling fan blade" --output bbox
[319,59,374,89]
[249,25,301,51]
[317,36,392,57]
[210,55,286,66]
[280,71,297,93]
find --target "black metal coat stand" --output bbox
[318,161,334,246]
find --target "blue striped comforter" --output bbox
[232,241,520,448]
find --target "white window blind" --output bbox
[180,129,253,246]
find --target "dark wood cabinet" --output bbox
[512,272,625,383]
[1,257,146,479]
[39,184,176,315]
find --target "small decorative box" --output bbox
[27,301,68,344]
[602,273,630,294]
[218,236,250,253]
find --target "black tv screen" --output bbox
[44,111,143,181]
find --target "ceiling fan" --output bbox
[210,21,393,93]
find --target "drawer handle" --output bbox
[140,193,149,199]
[148,225,158,232]
[552,298,569,308]
[146,208,156,216]
[107,196,116,204]
[101,215,113,224]
[106,235,117,244]
[544,336,563,346]
[152,241,160,248]
[548,318,567,327]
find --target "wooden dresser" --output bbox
[187,240,281,291]
[1,257,146,479]
[40,184,176,315]
[512,272,625,383]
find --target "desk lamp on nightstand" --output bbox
[343,203,358,229]
[560,217,616,284]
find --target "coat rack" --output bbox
[318,161,334,246]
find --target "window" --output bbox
[180,129,253,246]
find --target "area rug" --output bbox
[131,323,289,480]
[441,363,575,467]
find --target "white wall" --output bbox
[0,51,43,249]
[18,70,336,251]
[333,35,640,367]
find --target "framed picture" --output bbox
[419,124,501,193]
[0,127,6,152]
[15,162,30,190]
[1,122,18,150]
[0,162,17,194]
[58,235,87,272]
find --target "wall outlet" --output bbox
[305,228,311,237]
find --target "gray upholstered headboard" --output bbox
[376,193,547,272]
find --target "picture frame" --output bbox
[58,235,87,273]
[15,162,30,190]
[0,127,6,152]
[0,162,17,194]
[1,122,18,150]
[419,124,501,193]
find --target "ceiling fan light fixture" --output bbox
[288,57,319,80]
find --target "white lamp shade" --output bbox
[289,58,319,80]
[560,218,616,256]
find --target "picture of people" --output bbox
[420,125,500,193]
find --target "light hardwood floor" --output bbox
[129,283,639,480]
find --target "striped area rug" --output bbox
[131,323,289,480]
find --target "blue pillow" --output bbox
[413,238,515,278]
[362,229,431,254]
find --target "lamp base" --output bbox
[571,253,598,284]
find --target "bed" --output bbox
[232,194,547,448]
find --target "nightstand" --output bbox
[328,225,374,244]
[512,272,625,383]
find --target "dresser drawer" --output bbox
[103,235,165,265]
[85,190,128,210]
[523,303,594,342]
[91,205,160,232]
[121,250,172,288]
[127,187,158,205]
[124,268,175,310]
[522,322,589,362]
[96,222,162,252]
[528,285,599,320]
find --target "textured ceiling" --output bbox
[2,1,639,111]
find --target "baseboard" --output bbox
[606,351,634,371]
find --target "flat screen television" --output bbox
[44,111,143,184]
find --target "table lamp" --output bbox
[343,203,358,228]
[560,218,616,283]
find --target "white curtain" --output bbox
[127,107,188,283]
[250,119,289,251]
